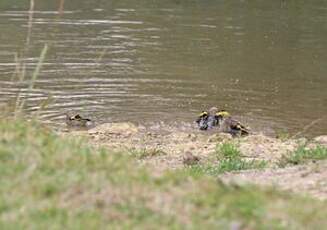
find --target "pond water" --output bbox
[0,0,326,136]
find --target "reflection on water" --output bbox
[0,0,326,136]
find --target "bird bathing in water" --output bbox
[196,107,219,130]
[196,107,250,136]
[65,113,94,128]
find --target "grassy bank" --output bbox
[0,119,326,229]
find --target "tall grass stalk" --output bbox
[14,44,48,117]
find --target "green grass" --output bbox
[189,143,266,176]
[217,143,267,173]
[0,119,326,229]
[278,145,327,167]
[217,142,241,159]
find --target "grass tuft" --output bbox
[1,44,49,119]
[188,143,266,176]
[278,145,327,167]
[217,142,241,159]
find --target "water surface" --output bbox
[0,0,326,136]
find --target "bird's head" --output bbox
[196,111,209,130]
[65,112,81,121]
[215,110,230,121]
[198,111,208,118]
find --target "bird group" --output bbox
[65,107,250,137]
[195,107,250,136]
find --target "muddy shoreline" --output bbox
[64,122,327,199]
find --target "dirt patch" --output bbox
[68,122,220,171]
[237,134,306,163]
[219,160,327,200]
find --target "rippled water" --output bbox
[0,0,326,136]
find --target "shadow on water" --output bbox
[0,0,326,136]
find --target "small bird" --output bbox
[65,113,94,128]
[216,110,250,136]
[183,152,200,165]
[196,107,220,130]
[196,111,209,130]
